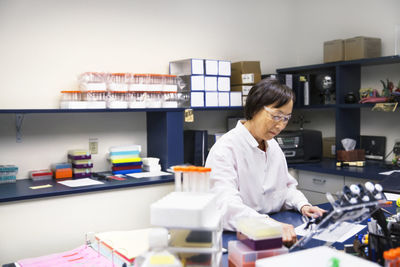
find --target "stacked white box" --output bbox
[170,58,235,108]
[151,191,222,266]
[170,59,205,108]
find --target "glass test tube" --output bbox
[61,91,82,101]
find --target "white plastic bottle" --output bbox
[135,228,182,267]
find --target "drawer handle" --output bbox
[312,178,326,185]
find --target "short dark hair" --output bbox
[244,78,295,120]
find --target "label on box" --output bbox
[242,86,252,95]
[241,73,255,84]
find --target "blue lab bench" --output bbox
[222,201,397,267]
[0,173,174,203]
[288,158,394,181]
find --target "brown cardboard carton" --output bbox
[231,61,262,85]
[242,95,247,106]
[344,36,381,60]
[322,137,336,158]
[323,39,344,63]
[337,149,365,162]
[231,85,254,96]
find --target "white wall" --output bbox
[0,112,147,178]
[0,183,175,264]
[0,0,400,263]
[282,0,400,153]
[0,0,399,174]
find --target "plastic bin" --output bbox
[228,240,288,267]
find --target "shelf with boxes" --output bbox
[1,108,185,179]
[169,58,242,108]
[276,55,400,153]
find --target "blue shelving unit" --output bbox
[0,106,244,184]
[276,55,400,152]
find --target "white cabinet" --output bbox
[344,176,375,186]
[297,170,344,205]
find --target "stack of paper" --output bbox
[93,228,152,266]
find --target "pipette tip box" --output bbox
[68,149,91,160]
[228,240,288,267]
[0,165,18,183]
[236,231,282,251]
[29,169,53,181]
[235,217,283,250]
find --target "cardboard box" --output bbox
[322,137,336,158]
[242,95,247,106]
[323,39,344,63]
[337,149,365,162]
[231,61,261,85]
[231,85,254,96]
[344,36,381,60]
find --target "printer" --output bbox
[275,129,322,163]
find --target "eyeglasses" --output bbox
[264,106,291,123]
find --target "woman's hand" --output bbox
[280,222,297,247]
[301,205,326,218]
[268,218,297,247]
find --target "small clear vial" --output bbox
[61,91,82,101]
[172,166,182,192]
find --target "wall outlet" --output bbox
[89,138,98,154]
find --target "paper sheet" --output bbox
[379,170,400,175]
[58,178,104,187]
[30,184,52,189]
[384,192,400,201]
[126,171,171,178]
[295,221,366,243]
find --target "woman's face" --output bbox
[247,100,293,142]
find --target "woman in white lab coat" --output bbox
[205,78,325,246]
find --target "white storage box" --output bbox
[205,76,218,91]
[218,60,231,76]
[255,246,379,267]
[205,92,219,107]
[150,192,220,229]
[218,92,230,107]
[230,92,242,107]
[169,59,204,75]
[181,75,205,91]
[205,59,218,75]
[191,92,205,107]
[218,77,231,91]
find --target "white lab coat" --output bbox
[205,121,310,231]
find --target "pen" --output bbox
[381,208,394,216]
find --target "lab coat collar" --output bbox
[236,120,262,149]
